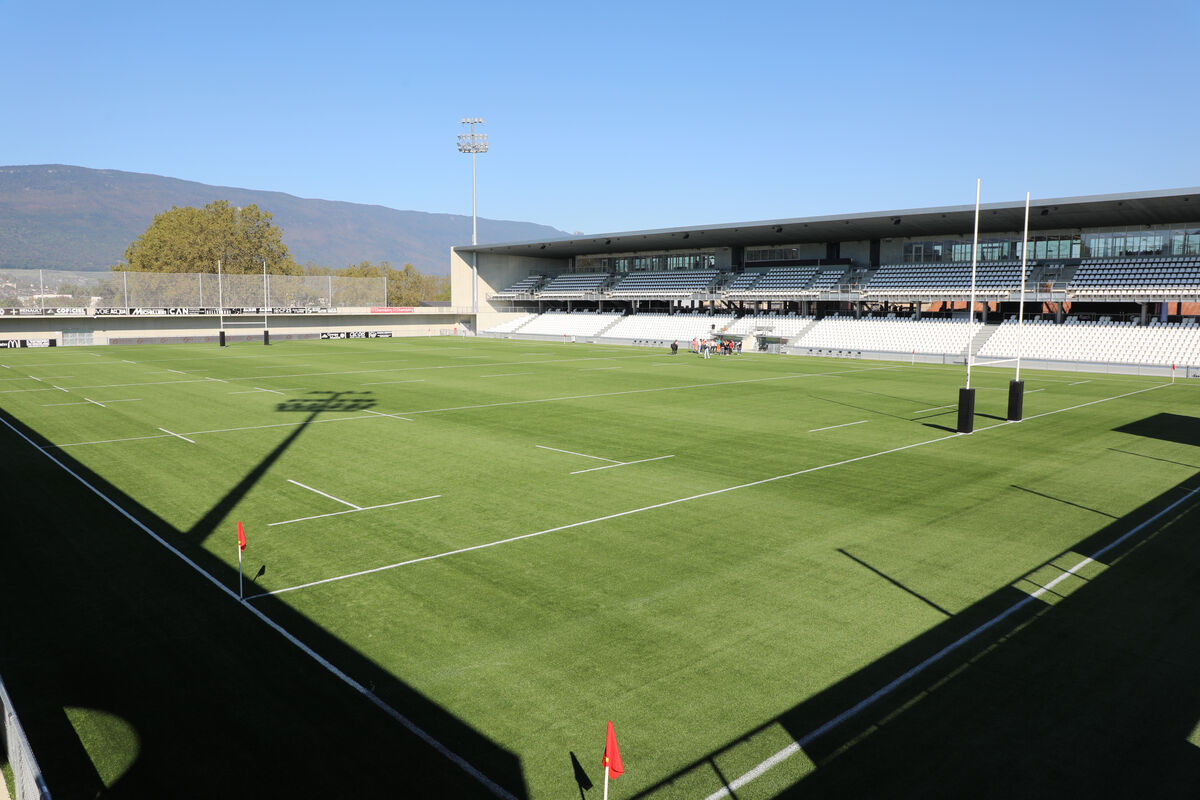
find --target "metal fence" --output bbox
[1,676,51,800]
[0,269,386,309]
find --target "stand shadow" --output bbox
[0,401,525,799]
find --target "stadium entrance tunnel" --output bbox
[628,475,1200,799]
[274,389,376,413]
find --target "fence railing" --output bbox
[0,269,386,310]
[1,675,51,800]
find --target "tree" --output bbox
[303,260,450,306]
[121,200,299,274]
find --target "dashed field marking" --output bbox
[157,427,196,444]
[269,494,440,527]
[364,409,414,422]
[570,454,675,474]
[809,420,869,433]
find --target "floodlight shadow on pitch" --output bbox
[275,390,376,414]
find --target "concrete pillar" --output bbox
[1140,302,1148,326]
[854,301,862,319]
[1055,303,1064,324]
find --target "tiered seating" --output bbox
[862,262,1030,296]
[1068,257,1200,296]
[725,314,814,339]
[539,273,612,297]
[809,270,847,290]
[517,311,623,337]
[482,313,537,333]
[795,317,981,354]
[608,270,719,297]
[491,275,545,298]
[723,271,764,293]
[725,267,819,297]
[604,313,736,342]
[978,318,1200,365]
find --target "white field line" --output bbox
[206,377,229,384]
[268,494,441,527]
[53,385,69,393]
[359,360,406,365]
[40,375,74,379]
[122,360,136,364]
[260,382,1172,600]
[0,414,513,800]
[167,369,187,374]
[571,455,675,474]
[704,478,1200,800]
[479,373,533,378]
[809,420,869,433]
[579,366,621,371]
[535,444,622,463]
[253,386,286,395]
[157,427,196,444]
[914,404,955,413]
[1069,380,1092,386]
[364,409,414,422]
[287,479,359,509]
[41,401,89,407]
[259,434,961,598]
[361,379,426,386]
[30,376,42,382]
[228,389,271,395]
[84,398,107,408]
[1027,388,1045,394]
[98,398,141,404]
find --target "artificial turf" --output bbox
[1,337,1198,798]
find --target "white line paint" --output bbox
[914,404,955,413]
[41,402,89,407]
[364,409,414,422]
[703,479,1200,800]
[157,427,196,444]
[809,420,869,433]
[229,389,271,395]
[480,372,534,378]
[1069,380,1092,386]
[1027,388,1045,394]
[84,397,107,408]
[360,379,426,386]
[253,386,285,395]
[287,479,360,509]
[268,494,440,527]
[259,382,1172,602]
[122,360,135,364]
[0,415,513,800]
[570,454,676,474]
[579,366,622,371]
[53,385,69,393]
[535,444,622,463]
[40,375,74,379]
[167,369,187,374]
[206,376,229,384]
[359,360,406,365]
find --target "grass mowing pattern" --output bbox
[2,338,1199,797]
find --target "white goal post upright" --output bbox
[1007,191,1031,421]
[956,179,982,433]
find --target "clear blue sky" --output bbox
[3,0,1197,238]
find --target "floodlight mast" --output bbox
[457,117,488,314]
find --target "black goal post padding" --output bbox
[219,330,226,347]
[264,329,270,346]
[957,387,976,433]
[1007,379,1025,421]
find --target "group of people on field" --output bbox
[687,337,741,358]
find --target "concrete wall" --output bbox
[456,250,570,314]
[0,311,475,345]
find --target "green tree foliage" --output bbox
[303,261,450,306]
[121,201,299,274]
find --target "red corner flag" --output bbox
[237,521,247,552]
[602,720,624,779]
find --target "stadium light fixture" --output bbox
[458,117,488,313]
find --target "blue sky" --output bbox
[2,0,1197,238]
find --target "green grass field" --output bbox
[2,337,1199,798]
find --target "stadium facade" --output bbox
[453,187,1200,328]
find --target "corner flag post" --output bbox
[602,720,623,800]
[237,521,247,599]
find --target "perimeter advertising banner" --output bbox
[320,331,394,340]
[0,339,57,348]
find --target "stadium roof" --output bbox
[457,187,1200,259]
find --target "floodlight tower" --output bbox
[457,117,488,313]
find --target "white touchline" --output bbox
[809,420,869,433]
[702,479,1200,800]
[571,455,675,475]
[287,479,359,509]
[364,409,414,422]
[536,444,622,463]
[158,427,196,444]
[268,495,441,527]
[0,416,513,800]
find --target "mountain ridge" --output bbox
[0,165,568,275]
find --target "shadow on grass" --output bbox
[0,399,524,799]
[632,472,1200,797]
